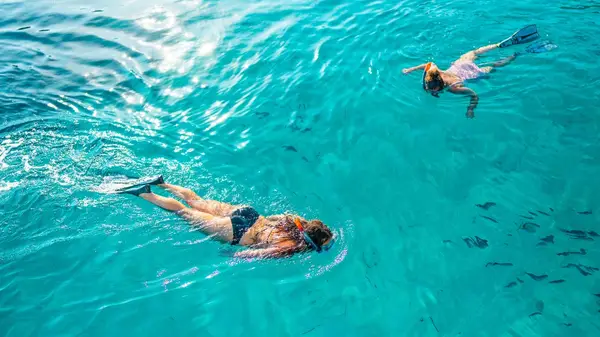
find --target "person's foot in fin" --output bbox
[115,175,164,192]
[147,175,165,186]
[116,184,151,196]
[499,24,540,48]
[132,174,164,186]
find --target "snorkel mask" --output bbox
[422,62,442,98]
[293,217,334,253]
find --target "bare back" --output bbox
[239,215,305,250]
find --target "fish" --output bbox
[549,279,565,284]
[17,26,31,31]
[560,229,593,240]
[429,317,439,333]
[536,300,545,312]
[517,277,524,283]
[563,264,590,276]
[576,268,592,276]
[365,275,377,288]
[572,236,594,241]
[594,293,600,298]
[588,231,599,237]
[582,264,598,272]
[529,312,542,318]
[282,145,297,152]
[520,215,535,220]
[528,211,538,216]
[480,215,498,223]
[561,229,586,236]
[562,263,599,276]
[557,248,586,256]
[540,235,554,244]
[520,222,539,233]
[577,210,592,215]
[476,202,496,210]
[537,210,550,216]
[301,325,320,335]
[549,208,554,212]
[254,111,270,119]
[526,273,548,281]
[486,262,513,267]
[474,236,488,248]
[463,236,488,249]
[564,323,572,327]
[505,281,518,288]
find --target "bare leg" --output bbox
[157,183,200,201]
[458,43,500,62]
[473,43,500,56]
[157,183,238,216]
[139,192,234,242]
[140,192,186,212]
[478,53,518,74]
[491,54,516,68]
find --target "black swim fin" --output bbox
[115,184,151,196]
[114,175,164,192]
[499,24,540,48]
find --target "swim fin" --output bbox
[499,25,540,48]
[514,40,558,56]
[114,175,164,192]
[115,184,151,196]
[525,40,557,53]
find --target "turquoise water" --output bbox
[1,0,600,335]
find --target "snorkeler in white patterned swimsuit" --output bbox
[402,25,540,118]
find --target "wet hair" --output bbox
[278,216,333,249]
[304,220,333,248]
[424,68,445,92]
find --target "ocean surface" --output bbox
[1,0,599,336]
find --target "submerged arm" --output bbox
[234,247,286,259]
[402,63,427,74]
[449,86,479,118]
[233,241,300,259]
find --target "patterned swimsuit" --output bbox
[447,61,486,84]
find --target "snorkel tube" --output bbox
[294,217,321,252]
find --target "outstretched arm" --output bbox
[449,86,479,118]
[402,63,427,74]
